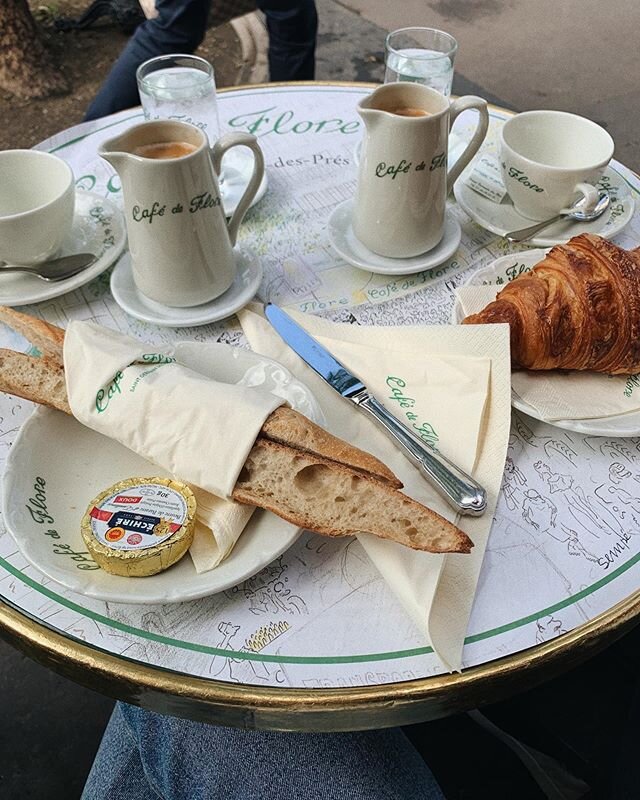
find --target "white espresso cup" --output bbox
[499,110,614,220]
[0,150,75,265]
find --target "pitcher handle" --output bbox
[212,133,265,247]
[446,96,489,194]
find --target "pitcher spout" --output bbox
[98,132,134,174]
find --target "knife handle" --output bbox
[351,391,487,516]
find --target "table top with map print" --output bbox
[0,83,639,731]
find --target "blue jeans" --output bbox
[81,702,446,799]
[84,0,318,120]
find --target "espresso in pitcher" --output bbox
[133,141,198,159]
[390,106,431,117]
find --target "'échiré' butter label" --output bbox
[88,483,188,551]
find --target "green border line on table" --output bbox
[7,82,639,666]
[1,550,639,665]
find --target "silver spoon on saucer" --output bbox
[504,192,610,243]
[0,252,98,282]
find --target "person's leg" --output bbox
[84,701,446,800]
[81,704,159,800]
[84,0,211,120]
[257,0,318,81]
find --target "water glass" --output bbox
[136,54,221,145]
[384,28,457,97]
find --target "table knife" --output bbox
[264,304,487,516]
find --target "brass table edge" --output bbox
[1,587,639,729]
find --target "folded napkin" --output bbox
[238,307,511,672]
[457,285,640,421]
[64,321,283,571]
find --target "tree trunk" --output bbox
[0,0,69,99]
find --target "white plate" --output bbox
[453,165,634,247]
[0,190,126,307]
[327,200,461,275]
[2,343,325,603]
[111,249,263,327]
[453,252,640,436]
[220,147,268,216]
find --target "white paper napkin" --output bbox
[64,321,284,571]
[457,285,640,421]
[238,307,511,672]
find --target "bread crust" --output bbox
[0,306,65,364]
[261,406,403,488]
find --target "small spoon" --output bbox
[505,192,611,243]
[0,252,98,282]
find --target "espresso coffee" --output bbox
[391,106,431,117]
[134,141,198,159]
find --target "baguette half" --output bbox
[233,437,472,553]
[0,308,472,554]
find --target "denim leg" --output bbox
[84,0,211,120]
[107,702,445,800]
[257,0,318,81]
[81,704,159,800]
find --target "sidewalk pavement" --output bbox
[226,0,638,170]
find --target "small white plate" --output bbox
[3,343,325,604]
[454,251,640,437]
[220,147,268,216]
[111,249,263,327]
[327,200,462,275]
[0,190,126,307]
[454,165,634,247]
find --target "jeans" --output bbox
[84,0,318,120]
[81,702,446,799]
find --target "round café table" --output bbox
[1,82,639,731]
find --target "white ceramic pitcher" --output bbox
[100,120,264,307]
[353,83,489,258]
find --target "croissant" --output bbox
[462,234,640,374]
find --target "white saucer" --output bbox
[327,200,462,275]
[0,190,126,307]
[110,249,263,327]
[454,164,635,247]
[3,344,324,603]
[452,251,640,437]
[219,146,268,216]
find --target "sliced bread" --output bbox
[0,306,65,363]
[233,437,472,553]
[261,406,402,488]
[0,349,70,414]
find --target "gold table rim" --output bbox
[1,81,639,729]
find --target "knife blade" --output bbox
[264,304,487,516]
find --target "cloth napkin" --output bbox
[64,321,283,572]
[238,306,511,672]
[457,285,640,421]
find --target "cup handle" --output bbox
[446,96,489,194]
[570,182,599,211]
[211,133,265,247]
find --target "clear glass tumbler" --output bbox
[384,28,458,97]
[136,54,222,145]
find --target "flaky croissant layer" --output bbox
[463,234,640,374]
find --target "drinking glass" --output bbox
[136,54,222,145]
[384,28,458,97]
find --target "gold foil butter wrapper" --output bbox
[81,477,196,577]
